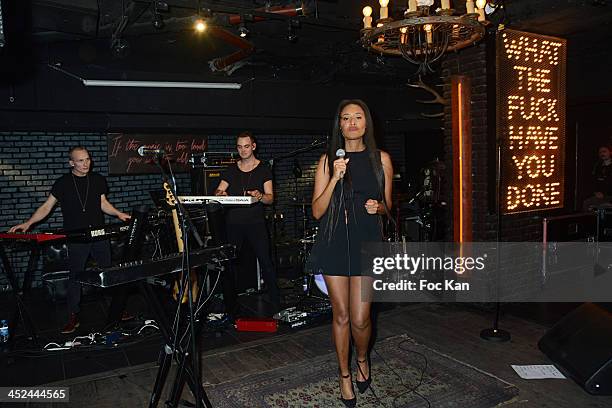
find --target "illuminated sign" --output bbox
[497,29,566,214]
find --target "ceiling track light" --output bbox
[239,23,248,38]
[152,13,164,29]
[151,0,166,29]
[155,1,169,12]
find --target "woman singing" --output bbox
[311,99,393,406]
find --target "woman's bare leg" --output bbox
[324,275,354,399]
[350,276,372,382]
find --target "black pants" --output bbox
[67,240,128,323]
[67,240,111,315]
[224,222,279,314]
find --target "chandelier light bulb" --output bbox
[363,6,373,28]
[379,0,389,19]
[424,24,433,44]
[466,0,475,14]
[400,26,408,44]
[408,0,417,12]
[475,0,486,21]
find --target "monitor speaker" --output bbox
[538,303,612,395]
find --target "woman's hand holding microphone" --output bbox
[332,157,350,181]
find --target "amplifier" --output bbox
[191,168,226,195]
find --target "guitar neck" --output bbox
[170,208,184,253]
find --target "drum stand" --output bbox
[298,273,328,302]
[295,233,328,304]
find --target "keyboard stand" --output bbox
[0,242,39,347]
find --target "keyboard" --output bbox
[0,232,66,243]
[178,196,257,205]
[78,244,235,287]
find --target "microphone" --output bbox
[336,148,346,179]
[137,146,165,157]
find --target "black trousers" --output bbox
[224,222,279,315]
[67,240,128,323]
[67,240,111,315]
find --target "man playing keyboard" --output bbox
[9,146,131,334]
[214,132,280,318]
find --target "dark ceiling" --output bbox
[1,1,610,79]
[1,0,611,100]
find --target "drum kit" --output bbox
[297,226,329,298]
[273,201,331,325]
[288,200,329,299]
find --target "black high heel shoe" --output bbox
[339,372,356,408]
[356,358,372,394]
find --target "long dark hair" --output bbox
[321,99,387,242]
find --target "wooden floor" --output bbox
[24,303,612,408]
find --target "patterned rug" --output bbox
[206,334,519,408]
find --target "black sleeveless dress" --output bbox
[314,149,383,276]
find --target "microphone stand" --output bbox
[268,138,327,262]
[480,140,511,342]
[150,154,211,408]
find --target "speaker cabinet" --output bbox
[538,303,612,395]
[191,168,225,195]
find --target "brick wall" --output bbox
[0,131,406,287]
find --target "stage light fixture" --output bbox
[155,0,169,12]
[194,18,207,33]
[239,23,248,38]
[152,13,164,29]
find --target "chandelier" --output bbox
[361,0,489,74]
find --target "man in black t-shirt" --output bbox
[9,146,130,334]
[215,132,279,316]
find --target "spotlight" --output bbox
[152,13,164,29]
[155,1,169,12]
[239,23,248,38]
[194,18,207,33]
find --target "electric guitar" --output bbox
[164,182,199,303]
